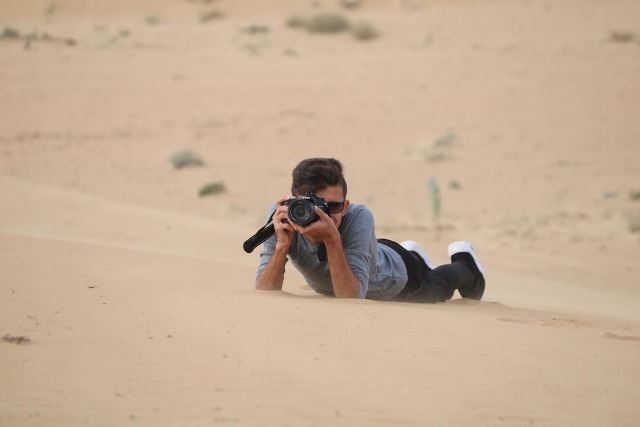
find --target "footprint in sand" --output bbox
[497,317,590,328]
[540,318,589,328]
[497,317,533,325]
[604,332,640,342]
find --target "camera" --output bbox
[242,192,330,253]
[283,193,330,226]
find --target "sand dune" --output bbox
[1,0,640,425]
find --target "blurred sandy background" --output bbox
[1,0,639,425]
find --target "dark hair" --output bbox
[291,158,348,198]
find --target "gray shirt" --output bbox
[256,203,408,300]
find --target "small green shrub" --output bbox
[351,21,379,41]
[609,30,635,43]
[449,180,461,190]
[241,24,269,34]
[169,149,205,169]
[199,181,226,197]
[144,15,160,25]
[630,191,640,201]
[1,26,20,39]
[286,15,308,29]
[433,131,458,147]
[200,9,225,23]
[340,0,362,10]
[427,177,441,221]
[2,334,30,344]
[305,13,350,34]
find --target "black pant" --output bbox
[378,238,478,303]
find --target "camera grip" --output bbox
[243,223,275,253]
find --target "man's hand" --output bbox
[290,206,339,245]
[255,196,295,291]
[273,196,295,250]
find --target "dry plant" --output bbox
[351,21,379,41]
[609,30,635,43]
[241,24,269,35]
[286,15,308,29]
[144,15,160,25]
[427,177,441,221]
[2,334,30,344]
[340,0,363,10]
[305,13,350,34]
[199,181,227,197]
[169,149,205,169]
[200,9,225,23]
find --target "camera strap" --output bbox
[244,212,344,262]
[242,212,276,253]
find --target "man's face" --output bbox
[313,185,349,229]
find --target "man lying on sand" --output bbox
[253,158,485,301]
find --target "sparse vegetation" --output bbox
[609,30,635,43]
[305,13,350,34]
[630,191,640,201]
[449,180,461,190]
[404,132,458,163]
[144,15,160,25]
[285,12,381,42]
[351,21,379,41]
[44,1,56,18]
[427,177,441,221]
[200,9,225,23]
[340,0,363,10]
[241,24,269,35]
[41,32,77,46]
[286,15,308,29]
[0,26,76,47]
[1,26,20,39]
[169,149,205,169]
[2,334,30,344]
[199,181,227,197]
[433,131,458,147]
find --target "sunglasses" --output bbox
[327,201,346,214]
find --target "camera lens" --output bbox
[288,199,315,225]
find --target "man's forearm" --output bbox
[255,246,288,291]
[325,235,362,298]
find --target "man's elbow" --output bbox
[335,292,361,299]
[255,276,282,291]
[334,285,364,299]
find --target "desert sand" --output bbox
[1,0,640,425]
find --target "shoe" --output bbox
[400,240,435,269]
[447,241,485,300]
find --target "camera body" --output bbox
[283,193,330,226]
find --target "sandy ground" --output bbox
[1,0,640,425]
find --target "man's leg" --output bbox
[379,238,486,303]
[422,242,485,302]
[440,241,485,300]
[401,241,485,302]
